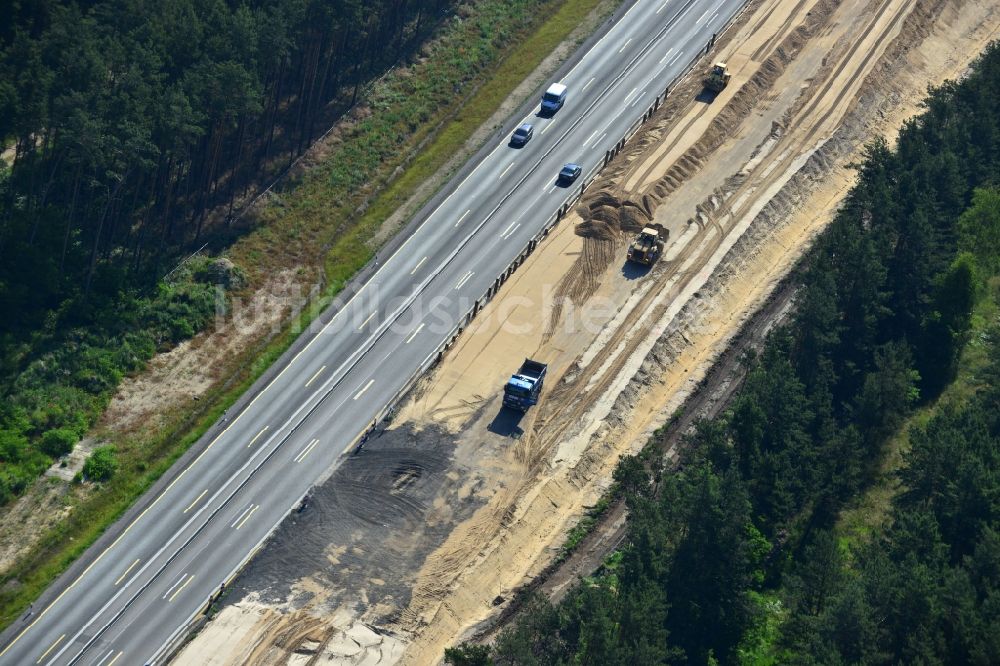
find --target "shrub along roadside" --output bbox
[81,446,117,484]
[0,262,223,506]
[0,0,618,631]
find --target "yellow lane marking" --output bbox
[294,439,320,463]
[359,311,377,329]
[183,489,207,514]
[410,256,427,275]
[108,651,124,665]
[35,634,64,663]
[455,209,471,227]
[230,505,253,528]
[114,559,140,586]
[247,425,269,448]
[168,575,194,602]
[405,323,425,344]
[454,271,474,290]
[353,379,375,401]
[235,506,259,531]
[304,365,326,388]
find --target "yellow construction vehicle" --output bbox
[704,62,731,92]
[627,227,667,266]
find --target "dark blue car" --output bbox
[558,163,582,184]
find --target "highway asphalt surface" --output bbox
[0,0,747,663]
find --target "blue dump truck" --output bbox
[503,359,548,412]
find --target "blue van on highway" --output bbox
[540,83,567,115]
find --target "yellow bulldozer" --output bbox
[627,226,667,266]
[704,62,731,93]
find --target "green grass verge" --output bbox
[0,0,618,632]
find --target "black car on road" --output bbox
[558,163,582,185]
[510,123,534,147]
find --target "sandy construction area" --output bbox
[174,0,1000,663]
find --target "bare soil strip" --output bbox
[174,0,1000,663]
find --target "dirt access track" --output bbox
[175,0,1000,663]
